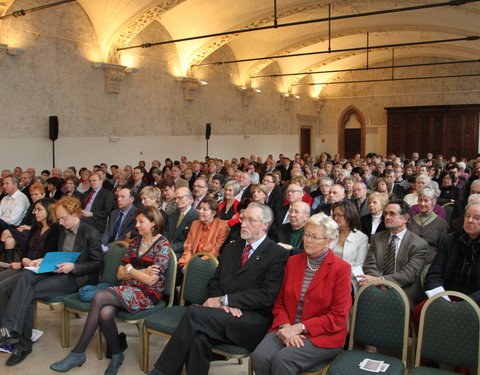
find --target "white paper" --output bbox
[25,266,40,273]
[425,286,451,301]
[352,265,364,281]
[359,358,388,373]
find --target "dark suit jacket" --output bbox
[361,214,387,241]
[266,186,284,212]
[425,230,480,304]
[81,188,114,234]
[165,207,199,257]
[101,206,136,245]
[363,229,428,305]
[314,203,332,216]
[392,184,407,199]
[58,221,104,288]
[127,182,146,206]
[270,251,351,348]
[102,180,114,191]
[62,190,83,200]
[273,204,289,227]
[207,237,289,350]
[269,223,305,255]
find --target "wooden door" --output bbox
[344,128,361,158]
[300,127,311,156]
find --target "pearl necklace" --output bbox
[141,234,159,249]
[306,256,319,272]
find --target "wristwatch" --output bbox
[218,295,227,306]
[300,323,306,333]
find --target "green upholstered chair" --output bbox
[328,280,410,375]
[409,291,480,375]
[441,202,454,225]
[62,240,129,356]
[142,252,218,373]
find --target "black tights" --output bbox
[73,290,123,355]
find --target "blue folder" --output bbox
[36,252,81,273]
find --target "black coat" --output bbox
[57,221,104,288]
[207,238,289,350]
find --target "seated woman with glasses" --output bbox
[252,213,352,375]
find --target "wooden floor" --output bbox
[0,303,250,375]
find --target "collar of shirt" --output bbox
[246,234,267,253]
[9,190,22,199]
[66,221,80,236]
[121,204,134,215]
[390,228,407,254]
[181,206,192,216]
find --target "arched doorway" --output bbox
[338,106,366,159]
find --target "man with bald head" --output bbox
[315,184,345,216]
[273,183,305,227]
[270,201,310,255]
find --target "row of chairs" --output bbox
[35,242,480,375]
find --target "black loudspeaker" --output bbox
[49,116,59,141]
[205,123,211,140]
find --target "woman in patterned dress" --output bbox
[51,205,170,375]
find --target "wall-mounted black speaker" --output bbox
[49,116,59,141]
[205,123,211,140]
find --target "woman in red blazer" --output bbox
[252,212,352,375]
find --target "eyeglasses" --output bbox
[262,180,274,184]
[175,195,189,200]
[240,217,262,225]
[286,189,302,194]
[303,233,327,241]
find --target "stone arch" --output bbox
[338,106,366,158]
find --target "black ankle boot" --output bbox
[4,249,14,264]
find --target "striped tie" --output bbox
[383,235,397,275]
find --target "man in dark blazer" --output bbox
[360,200,428,306]
[165,187,199,259]
[81,174,114,234]
[262,173,283,212]
[101,187,136,246]
[148,203,289,375]
[0,207,103,365]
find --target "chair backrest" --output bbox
[442,202,454,225]
[416,291,480,370]
[180,252,219,306]
[102,241,129,284]
[350,280,410,364]
[163,249,177,307]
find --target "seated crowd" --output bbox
[0,151,478,374]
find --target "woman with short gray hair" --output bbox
[252,212,351,374]
[408,186,449,264]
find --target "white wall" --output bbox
[0,134,298,171]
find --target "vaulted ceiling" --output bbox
[2,0,480,96]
